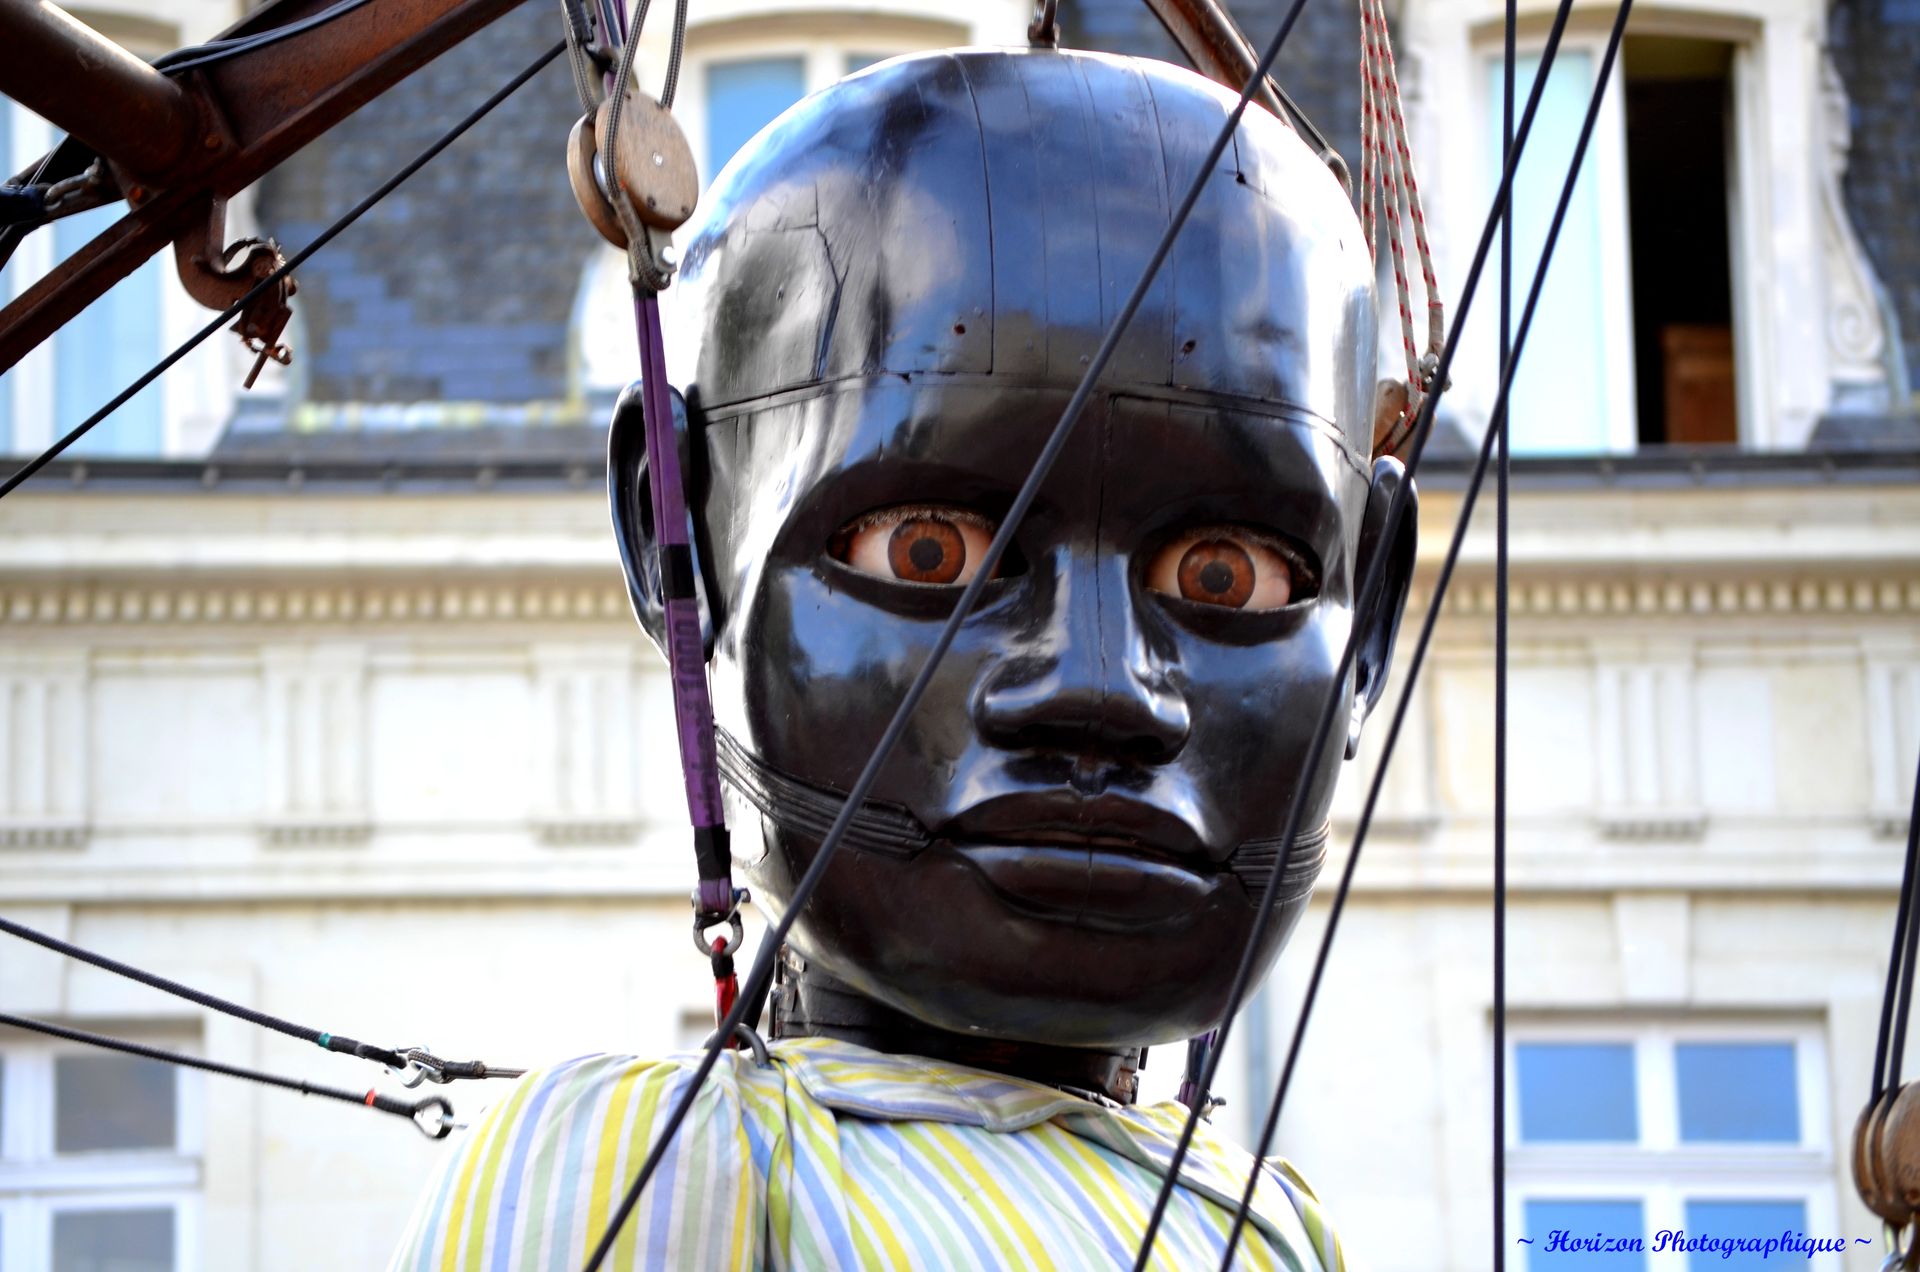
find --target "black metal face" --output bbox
[618,48,1414,1049]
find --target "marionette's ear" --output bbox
[607,380,720,661]
[1346,455,1418,759]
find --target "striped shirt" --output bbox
[389,1036,1349,1271]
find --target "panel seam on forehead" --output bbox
[952,53,995,379]
[695,372,1362,470]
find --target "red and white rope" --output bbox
[1358,0,1445,441]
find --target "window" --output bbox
[1621,36,1738,446]
[705,57,808,177]
[0,1036,201,1271]
[682,14,969,187]
[2,102,170,461]
[1508,1025,1838,1270]
[3,102,180,461]
[1473,26,1747,453]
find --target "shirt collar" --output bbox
[770,1036,1320,1263]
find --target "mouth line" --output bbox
[946,831,1202,872]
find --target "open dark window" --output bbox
[1623,36,1739,446]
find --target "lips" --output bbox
[937,791,1217,927]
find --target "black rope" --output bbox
[1218,0,1634,1262]
[0,40,567,502]
[0,1011,455,1138]
[579,1,1319,1264]
[1493,0,1518,1262]
[0,913,521,1082]
[1879,748,1920,1099]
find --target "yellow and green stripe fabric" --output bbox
[388,1036,1349,1271]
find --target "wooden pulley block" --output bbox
[1856,1090,1908,1226]
[1855,1084,1920,1228]
[567,112,627,249]
[599,89,698,232]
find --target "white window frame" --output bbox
[1466,21,1639,454]
[1505,1020,1840,1271]
[675,11,973,190]
[1428,4,1790,453]
[0,1033,204,1272]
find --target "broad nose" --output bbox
[973,553,1191,765]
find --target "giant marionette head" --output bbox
[614,47,1417,1052]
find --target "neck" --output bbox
[767,948,1144,1104]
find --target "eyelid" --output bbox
[843,503,998,535]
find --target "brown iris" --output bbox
[1175,539,1255,607]
[887,517,967,584]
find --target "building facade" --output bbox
[1,0,1916,1269]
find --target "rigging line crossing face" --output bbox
[581,3,1334,1265]
[1129,0,1589,1261]
[1218,0,1640,1260]
[0,40,568,501]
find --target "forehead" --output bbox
[717,377,1366,560]
[668,48,1377,454]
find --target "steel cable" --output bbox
[1879,750,1920,1098]
[1493,0,1519,1260]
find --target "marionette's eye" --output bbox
[1144,526,1310,611]
[829,505,1003,586]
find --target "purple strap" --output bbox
[634,293,729,856]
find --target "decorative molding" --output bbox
[260,647,371,843]
[0,819,88,848]
[1429,576,1920,620]
[1817,56,1903,410]
[1594,654,1703,836]
[1865,656,1920,838]
[0,582,632,628]
[0,657,89,848]
[0,574,1914,631]
[530,646,641,837]
[1597,811,1709,841]
[536,815,644,846]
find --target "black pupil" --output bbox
[1198,560,1235,594]
[908,535,947,573]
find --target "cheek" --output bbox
[730,568,991,788]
